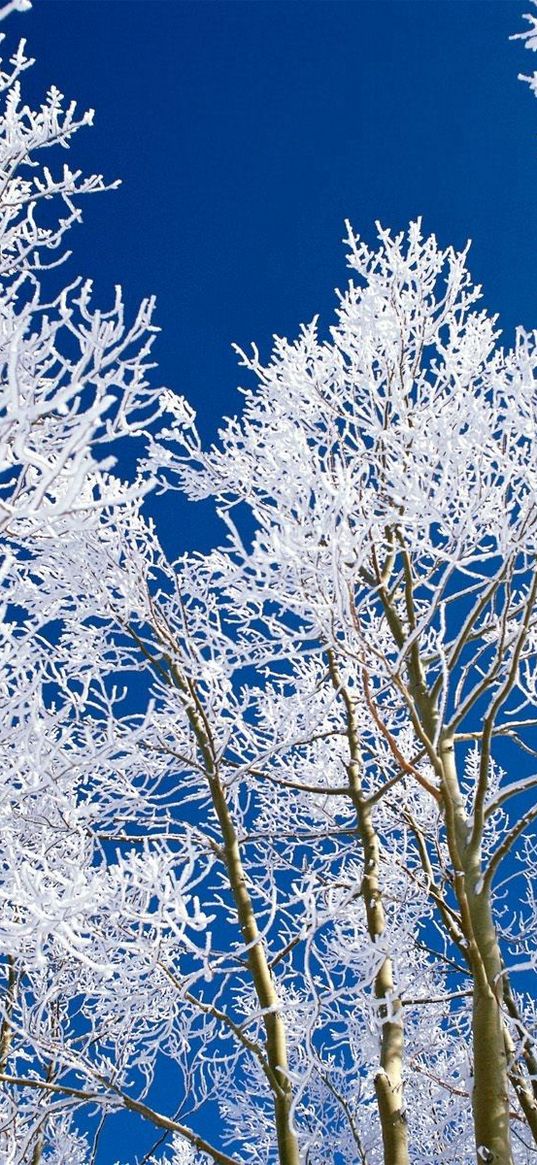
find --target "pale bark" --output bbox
[439,736,513,1165]
[329,653,409,1165]
[468,905,512,1165]
[0,956,16,1075]
[209,773,299,1165]
[376,564,515,1165]
[172,664,300,1165]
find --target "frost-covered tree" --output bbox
[152,216,537,1165]
[5,4,537,1165]
[0,2,198,1162]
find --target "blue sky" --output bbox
[20,2,537,550]
[12,2,537,1159]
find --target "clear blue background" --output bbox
[11,0,537,1159]
[20,1,537,504]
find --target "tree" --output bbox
[4,4,537,1165]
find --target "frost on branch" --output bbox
[0,2,31,25]
[9,208,537,1161]
[163,221,537,645]
[144,216,537,1163]
[512,3,537,97]
[0,21,217,1164]
[0,36,174,543]
[5,5,537,1165]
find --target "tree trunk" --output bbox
[440,736,513,1165]
[472,985,512,1165]
[330,654,409,1165]
[357,804,407,1165]
[209,773,300,1165]
[177,669,300,1165]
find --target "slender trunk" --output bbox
[177,672,300,1165]
[468,888,512,1165]
[209,772,299,1165]
[378,573,515,1162]
[0,956,16,1075]
[30,1125,45,1165]
[330,654,409,1165]
[440,736,513,1165]
[361,805,407,1165]
[30,1059,57,1165]
[366,819,408,1165]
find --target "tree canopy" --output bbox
[4,4,537,1165]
